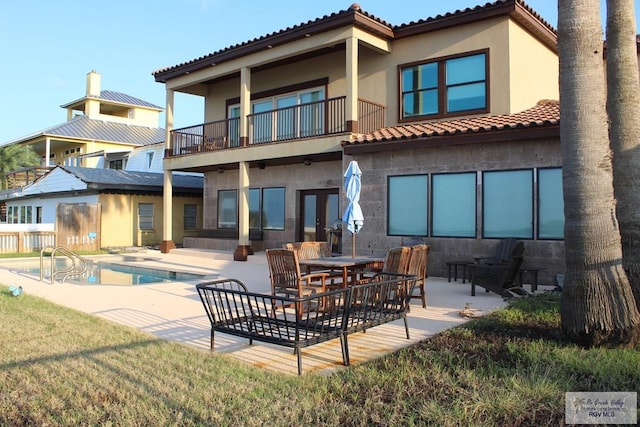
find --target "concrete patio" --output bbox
[0,248,511,376]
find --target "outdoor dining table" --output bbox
[298,256,384,287]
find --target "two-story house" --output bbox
[0,71,203,251]
[153,0,563,279]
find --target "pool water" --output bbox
[2,258,205,286]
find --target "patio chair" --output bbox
[470,241,524,297]
[474,238,521,266]
[407,244,430,308]
[356,246,411,284]
[265,249,331,317]
[284,241,343,285]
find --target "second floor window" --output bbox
[400,50,488,120]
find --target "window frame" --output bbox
[537,167,564,240]
[184,204,198,230]
[481,169,534,239]
[387,174,429,237]
[261,187,286,230]
[430,171,477,238]
[138,203,154,230]
[217,190,238,229]
[398,49,489,122]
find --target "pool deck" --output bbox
[0,248,513,376]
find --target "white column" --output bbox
[240,67,251,146]
[238,161,249,246]
[161,89,175,253]
[346,36,359,132]
[44,137,51,166]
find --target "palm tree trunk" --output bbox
[606,0,640,310]
[558,0,640,346]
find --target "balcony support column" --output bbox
[234,160,251,261]
[346,35,359,134]
[240,67,251,147]
[161,89,176,253]
[44,137,51,167]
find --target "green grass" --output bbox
[1,289,638,426]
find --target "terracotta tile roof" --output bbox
[343,100,559,147]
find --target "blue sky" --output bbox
[0,0,625,143]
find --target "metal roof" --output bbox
[60,90,163,110]
[59,166,203,193]
[3,115,165,146]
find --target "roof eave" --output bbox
[153,9,394,83]
[393,0,557,52]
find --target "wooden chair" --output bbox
[357,246,411,284]
[474,238,521,266]
[284,241,342,285]
[407,244,430,308]
[382,246,411,274]
[471,241,525,297]
[265,249,329,317]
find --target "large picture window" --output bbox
[262,187,285,230]
[483,170,533,238]
[432,172,476,237]
[227,187,285,231]
[217,190,237,229]
[388,175,428,236]
[400,50,487,120]
[538,168,564,239]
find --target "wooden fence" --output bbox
[0,231,56,253]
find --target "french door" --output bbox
[299,189,340,248]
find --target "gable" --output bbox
[22,168,87,196]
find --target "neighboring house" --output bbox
[2,70,166,188]
[0,71,203,250]
[4,166,202,248]
[153,0,563,279]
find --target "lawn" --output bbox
[1,288,638,426]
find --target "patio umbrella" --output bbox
[342,160,364,258]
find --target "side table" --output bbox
[517,267,545,292]
[446,260,474,283]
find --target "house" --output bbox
[0,71,203,251]
[152,0,564,280]
[3,165,202,249]
[2,70,166,188]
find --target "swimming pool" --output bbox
[1,258,206,286]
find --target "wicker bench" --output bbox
[196,274,416,375]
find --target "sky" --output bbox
[0,0,632,143]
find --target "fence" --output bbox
[0,231,56,253]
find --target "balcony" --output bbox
[3,166,53,189]
[167,97,385,157]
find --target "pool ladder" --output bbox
[40,246,88,284]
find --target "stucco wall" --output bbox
[99,194,202,248]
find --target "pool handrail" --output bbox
[40,246,88,284]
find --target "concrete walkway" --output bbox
[0,248,509,375]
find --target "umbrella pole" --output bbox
[352,233,356,258]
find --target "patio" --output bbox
[0,248,510,376]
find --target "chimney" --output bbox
[86,70,101,97]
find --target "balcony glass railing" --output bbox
[168,96,385,157]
